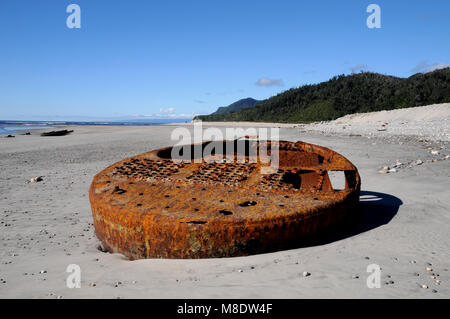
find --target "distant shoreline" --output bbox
[3,103,449,141]
[0,119,190,135]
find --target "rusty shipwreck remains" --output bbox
[89,139,360,259]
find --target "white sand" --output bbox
[334,103,450,123]
[306,103,450,141]
[1,106,449,298]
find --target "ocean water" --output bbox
[0,125,55,135]
[0,119,190,135]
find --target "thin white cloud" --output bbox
[426,63,450,72]
[135,108,194,119]
[411,60,428,73]
[255,77,284,87]
[349,64,368,73]
[158,107,174,114]
[411,61,450,73]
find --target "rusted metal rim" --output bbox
[89,139,360,259]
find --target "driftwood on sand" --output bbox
[40,130,74,137]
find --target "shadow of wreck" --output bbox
[295,190,403,248]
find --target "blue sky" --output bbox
[0,0,449,120]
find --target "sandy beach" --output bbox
[1,104,449,298]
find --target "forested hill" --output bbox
[194,68,450,123]
[211,98,261,115]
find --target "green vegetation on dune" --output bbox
[195,68,450,123]
[211,98,261,115]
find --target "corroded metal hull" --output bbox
[89,140,360,259]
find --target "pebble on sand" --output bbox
[29,176,44,183]
[421,284,428,289]
[302,271,311,277]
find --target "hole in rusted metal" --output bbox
[112,186,126,194]
[239,201,257,207]
[219,210,233,215]
[185,221,207,225]
[281,172,301,189]
[328,170,346,191]
[158,140,257,161]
